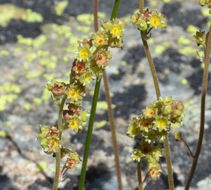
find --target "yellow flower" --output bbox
[69,118,80,131]
[149,167,161,180]
[143,106,155,118]
[127,122,140,137]
[78,47,90,60]
[48,138,59,149]
[150,15,161,28]
[81,72,93,85]
[93,32,108,46]
[155,118,168,131]
[68,88,80,101]
[111,25,123,37]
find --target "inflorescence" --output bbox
[131,8,166,34]
[127,97,184,180]
[200,0,211,13]
[38,18,125,171]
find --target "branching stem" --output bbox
[185,26,211,190]
[52,95,67,190]
[139,1,174,189]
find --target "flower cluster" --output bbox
[38,126,60,154]
[64,18,124,132]
[200,0,211,12]
[127,97,184,179]
[194,30,206,47]
[131,8,166,33]
[39,18,125,171]
[64,151,80,170]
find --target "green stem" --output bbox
[137,162,144,190]
[52,95,67,190]
[93,0,122,189]
[185,27,211,190]
[78,78,101,190]
[139,1,174,189]
[111,0,120,19]
[78,0,121,189]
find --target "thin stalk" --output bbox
[137,162,144,190]
[163,135,174,190]
[185,27,211,190]
[141,32,174,190]
[139,1,174,189]
[52,95,67,190]
[139,0,144,13]
[180,137,194,158]
[103,71,123,190]
[52,71,73,190]
[78,78,101,190]
[93,0,122,189]
[78,0,121,189]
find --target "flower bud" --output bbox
[200,0,206,6]
[194,31,206,46]
[137,19,148,31]
[73,60,87,74]
[65,151,80,170]
[95,49,111,68]
[149,167,161,180]
[48,82,67,96]
[63,110,72,120]
[174,131,182,141]
[68,103,80,115]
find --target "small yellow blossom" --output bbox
[48,138,59,149]
[111,25,123,37]
[150,15,161,28]
[69,118,80,131]
[68,88,80,101]
[149,167,161,180]
[93,32,108,46]
[78,47,90,60]
[143,106,156,118]
[155,118,168,131]
[81,72,93,85]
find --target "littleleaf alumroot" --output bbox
[128,97,184,180]
[131,8,167,35]
[35,0,211,190]
[38,18,125,189]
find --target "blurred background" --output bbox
[0,0,211,189]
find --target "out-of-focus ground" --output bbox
[0,0,211,189]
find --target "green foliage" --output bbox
[36,162,48,172]
[0,4,43,27]
[0,4,26,27]
[0,83,21,111]
[21,9,43,23]
[26,71,42,79]
[0,130,11,138]
[154,42,169,55]
[0,50,10,56]
[97,101,116,110]
[77,12,106,25]
[95,120,107,128]
[177,36,191,45]
[54,0,68,16]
